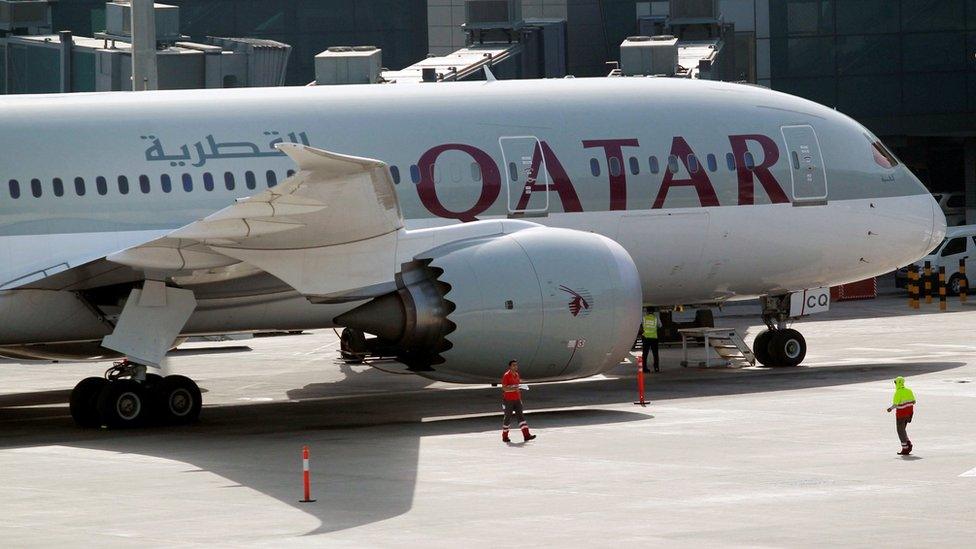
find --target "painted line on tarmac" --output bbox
[846,347,907,353]
[960,467,976,477]
[907,343,976,350]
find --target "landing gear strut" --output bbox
[69,360,202,428]
[753,295,808,367]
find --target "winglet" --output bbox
[484,66,497,83]
[275,143,386,174]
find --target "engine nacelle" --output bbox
[336,226,642,383]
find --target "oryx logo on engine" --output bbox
[559,286,592,317]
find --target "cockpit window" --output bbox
[866,134,899,169]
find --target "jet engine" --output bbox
[336,227,642,383]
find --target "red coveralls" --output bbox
[501,370,534,442]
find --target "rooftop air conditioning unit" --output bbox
[105,1,181,43]
[619,35,678,77]
[465,0,522,29]
[669,0,719,20]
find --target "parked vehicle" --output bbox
[896,224,976,294]
[931,191,966,226]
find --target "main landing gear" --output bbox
[69,360,202,428]
[752,295,808,368]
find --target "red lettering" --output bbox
[582,139,640,211]
[416,144,501,222]
[652,137,720,209]
[514,141,583,212]
[729,134,789,205]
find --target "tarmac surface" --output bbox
[1,289,975,547]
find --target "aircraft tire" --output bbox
[768,329,806,367]
[752,330,774,366]
[157,375,202,425]
[340,328,366,364]
[96,380,149,428]
[70,377,107,428]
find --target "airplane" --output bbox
[0,76,946,428]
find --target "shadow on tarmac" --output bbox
[0,358,964,534]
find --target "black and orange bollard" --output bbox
[909,265,919,309]
[924,261,933,304]
[914,266,922,309]
[938,266,947,311]
[300,445,316,503]
[959,258,968,304]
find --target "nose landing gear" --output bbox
[752,296,809,368]
[752,328,807,367]
[69,360,202,428]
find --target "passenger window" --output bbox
[224,172,235,191]
[118,176,129,195]
[743,152,755,170]
[629,156,640,175]
[31,178,41,198]
[75,177,86,196]
[590,158,601,177]
[160,174,172,193]
[265,171,277,188]
[509,162,519,182]
[609,157,622,177]
[182,173,193,192]
[286,169,295,178]
[139,175,150,194]
[8,179,20,199]
[707,154,717,172]
[668,155,680,174]
[245,171,256,190]
[726,153,736,171]
[53,177,64,197]
[471,162,482,182]
[96,176,108,195]
[688,155,699,174]
[410,165,421,184]
[648,156,659,174]
[203,173,214,192]
[941,237,967,257]
[390,166,400,185]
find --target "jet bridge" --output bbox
[380,44,521,84]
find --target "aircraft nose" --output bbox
[928,194,948,253]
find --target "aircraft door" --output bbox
[781,125,828,205]
[499,136,549,216]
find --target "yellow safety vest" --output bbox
[642,314,658,338]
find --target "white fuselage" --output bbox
[0,78,945,345]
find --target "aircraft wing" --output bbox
[17,144,404,301]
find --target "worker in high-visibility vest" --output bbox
[886,376,916,455]
[641,309,660,373]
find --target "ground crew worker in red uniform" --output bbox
[886,376,916,455]
[501,360,536,443]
